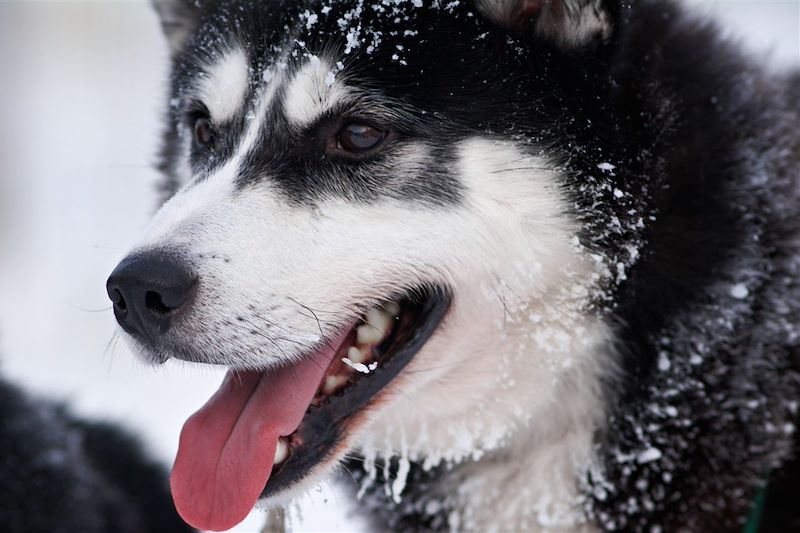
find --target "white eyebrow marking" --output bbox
[197,46,250,123]
[282,57,349,128]
[146,67,287,241]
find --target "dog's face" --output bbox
[108,0,624,530]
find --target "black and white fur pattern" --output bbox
[123,0,800,530]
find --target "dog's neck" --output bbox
[344,391,602,532]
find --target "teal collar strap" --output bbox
[742,485,768,533]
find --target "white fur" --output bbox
[540,1,611,46]
[479,0,612,46]
[349,139,611,530]
[282,58,349,129]
[196,46,250,123]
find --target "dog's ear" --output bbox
[478,0,616,47]
[152,0,201,54]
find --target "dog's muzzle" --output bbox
[106,250,196,343]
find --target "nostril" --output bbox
[145,290,174,316]
[108,287,127,313]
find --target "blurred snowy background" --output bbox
[0,1,796,532]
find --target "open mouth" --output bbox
[169,287,450,531]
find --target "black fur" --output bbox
[582,4,800,531]
[151,0,799,530]
[0,377,194,533]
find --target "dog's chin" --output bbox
[159,285,450,531]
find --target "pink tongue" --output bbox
[170,339,341,532]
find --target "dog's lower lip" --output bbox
[260,287,451,498]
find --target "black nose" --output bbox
[106,251,196,341]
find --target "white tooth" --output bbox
[383,301,401,316]
[357,323,384,346]
[366,308,393,334]
[323,374,347,395]
[274,438,289,465]
[347,346,367,364]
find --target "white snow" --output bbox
[342,357,378,374]
[391,455,411,503]
[657,352,671,372]
[730,283,749,299]
[636,448,663,464]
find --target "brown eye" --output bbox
[193,116,214,149]
[336,123,387,154]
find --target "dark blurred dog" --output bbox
[0,376,193,533]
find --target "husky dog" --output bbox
[107,0,800,530]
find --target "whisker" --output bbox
[403,360,463,375]
[489,166,552,174]
[287,298,339,353]
[69,302,113,313]
[103,330,121,358]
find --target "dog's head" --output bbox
[108,0,632,530]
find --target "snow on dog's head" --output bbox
[108,0,621,530]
